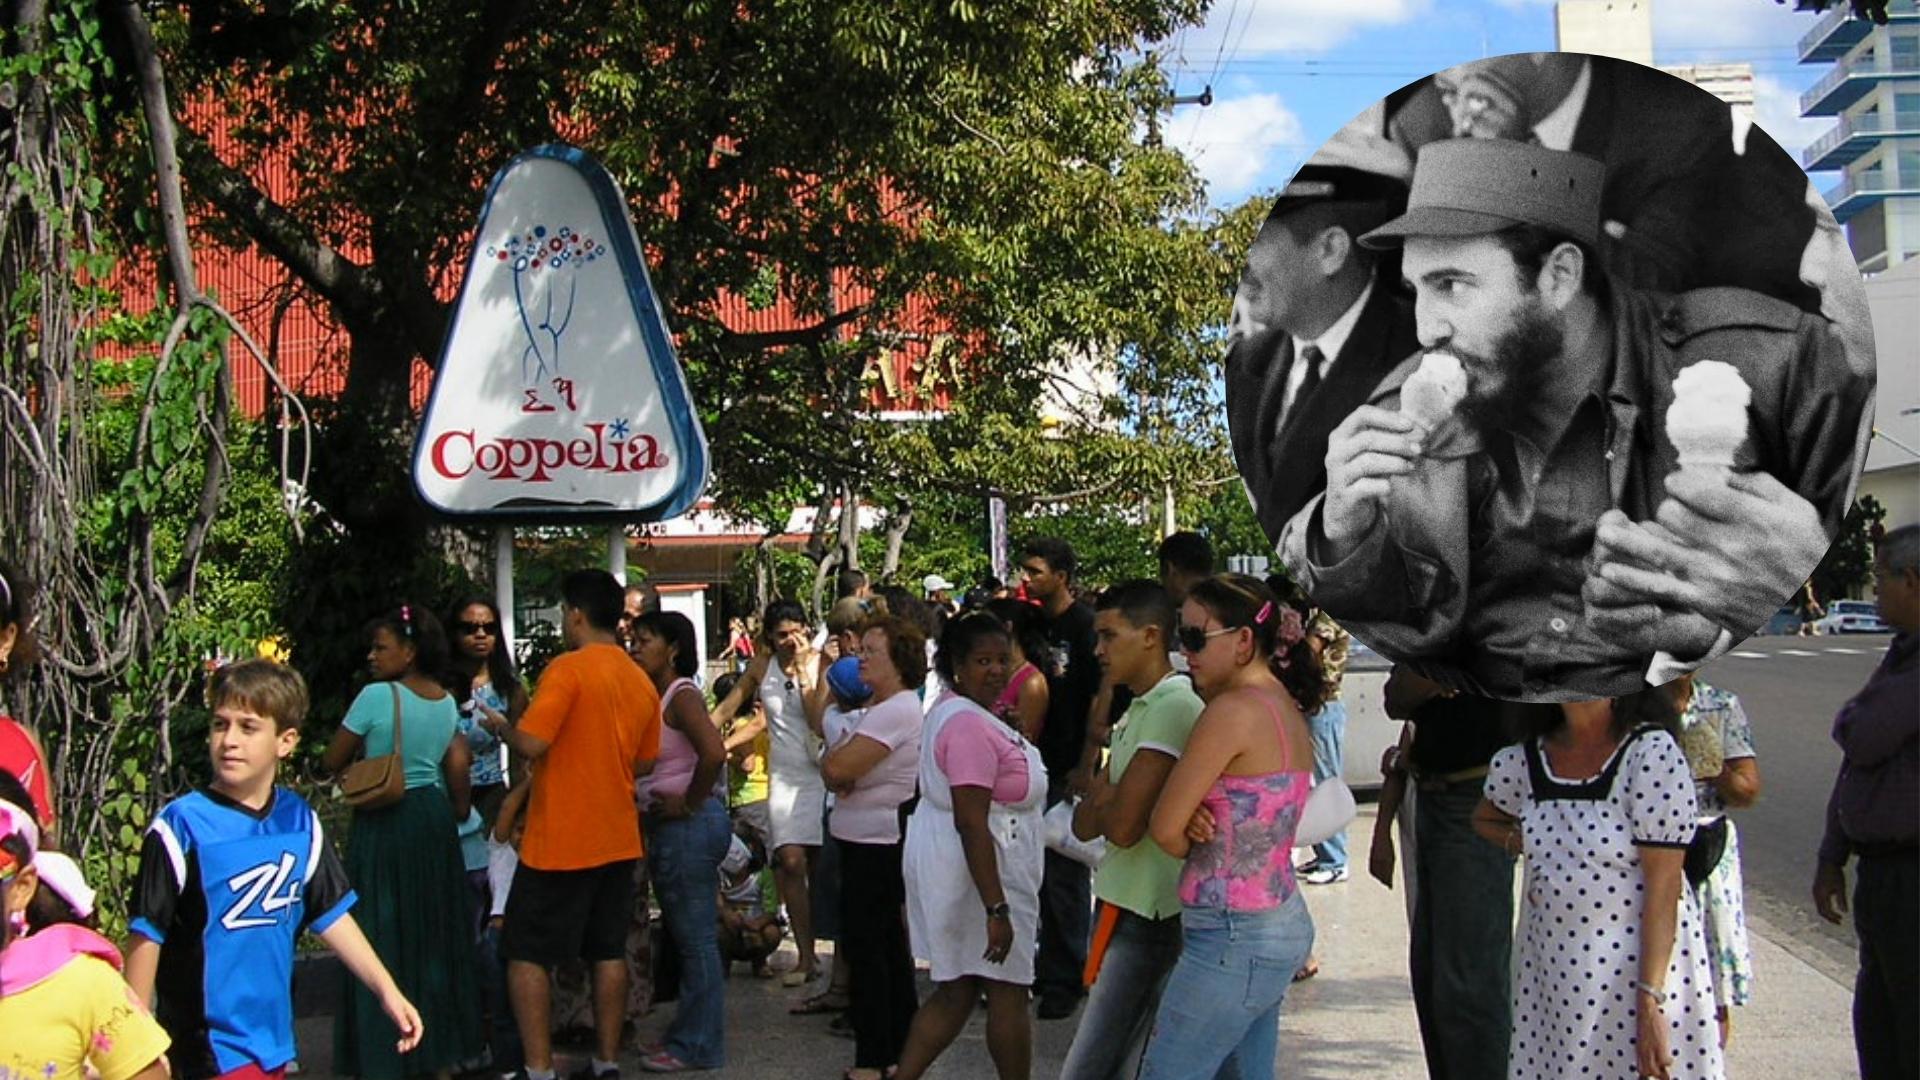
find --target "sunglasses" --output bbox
[1175,624,1238,653]
[457,621,500,636]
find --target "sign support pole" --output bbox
[609,525,628,584]
[496,525,517,661]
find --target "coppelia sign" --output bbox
[413,144,708,521]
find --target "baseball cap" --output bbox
[32,851,95,919]
[826,656,872,704]
[923,573,955,595]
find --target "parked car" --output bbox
[1760,606,1803,636]
[1814,600,1890,635]
[1339,637,1401,798]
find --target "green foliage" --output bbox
[72,318,301,929]
[116,0,1237,519]
[1813,495,1888,603]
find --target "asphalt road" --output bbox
[1696,630,1897,986]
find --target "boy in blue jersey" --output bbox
[124,659,423,1080]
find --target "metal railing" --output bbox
[1801,0,1920,60]
[1823,166,1919,210]
[1804,110,1920,166]
[1802,49,1913,114]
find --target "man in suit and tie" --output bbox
[1225,164,1419,544]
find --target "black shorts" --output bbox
[500,858,637,966]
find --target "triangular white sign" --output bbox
[413,144,708,520]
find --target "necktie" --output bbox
[1290,344,1326,426]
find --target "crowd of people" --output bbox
[0,524,1913,1080]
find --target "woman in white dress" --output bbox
[1474,688,1723,1080]
[713,599,824,986]
[895,612,1046,1080]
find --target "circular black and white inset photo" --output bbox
[1226,52,1878,703]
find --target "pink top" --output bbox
[1177,693,1311,912]
[935,699,1031,804]
[0,924,122,995]
[829,690,923,844]
[638,678,710,806]
[992,663,1041,731]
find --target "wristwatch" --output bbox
[984,902,1011,920]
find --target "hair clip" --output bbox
[400,604,414,637]
[1254,601,1273,625]
[1277,606,1306,648]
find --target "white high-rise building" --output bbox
[1555,0,1655,65]
[1661,62,1757,123]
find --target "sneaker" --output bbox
[636,1049,695,1073]
[567,1066,620,1080]
[1299,864,1349,885]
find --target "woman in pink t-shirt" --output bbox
[628,610,730,1072]
[820,615,926,1080]
[895,613,1046,1080]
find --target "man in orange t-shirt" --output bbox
[499,569,661,1080]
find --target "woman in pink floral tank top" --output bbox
[1140,573,1322,1080]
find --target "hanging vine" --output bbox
[0,0,305,918]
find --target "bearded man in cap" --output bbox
[1278,139,1873,701]
[1226,160,1417,540]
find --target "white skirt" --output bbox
[903,800,1043,985]
[767,758,825,849]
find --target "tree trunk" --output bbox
[881,496,912,579]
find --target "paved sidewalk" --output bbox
[291,805,1860,1077]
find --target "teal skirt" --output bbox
[335,784,483,1078]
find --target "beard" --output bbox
[1457,296,1566,435]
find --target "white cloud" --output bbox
[1653,0,1823,54]
[1169,0,1432,58]
[1749,71,1831,168]
[1162,92,1309,203]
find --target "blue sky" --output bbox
[1156,0,1840,209]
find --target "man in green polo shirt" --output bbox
[1062,579,1204,1080]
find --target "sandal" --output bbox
[790,990,851,1015]
[1292,960,1320,983]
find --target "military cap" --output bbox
[1358,138,1604,249]
[1268,164,1409,223]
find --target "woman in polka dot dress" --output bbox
[1474,688,1723,1080]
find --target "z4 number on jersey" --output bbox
[221,852,302,930]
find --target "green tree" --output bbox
[106,1,1228,502]
[1811,495,1888,606]
[92,0,1252,712]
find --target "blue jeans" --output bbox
[1139,893,1315,1080]
[645,798,732,1068]
[1060,907,1183,1080]
[1307,700,1348,871]
[1409,782,1514,1080]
